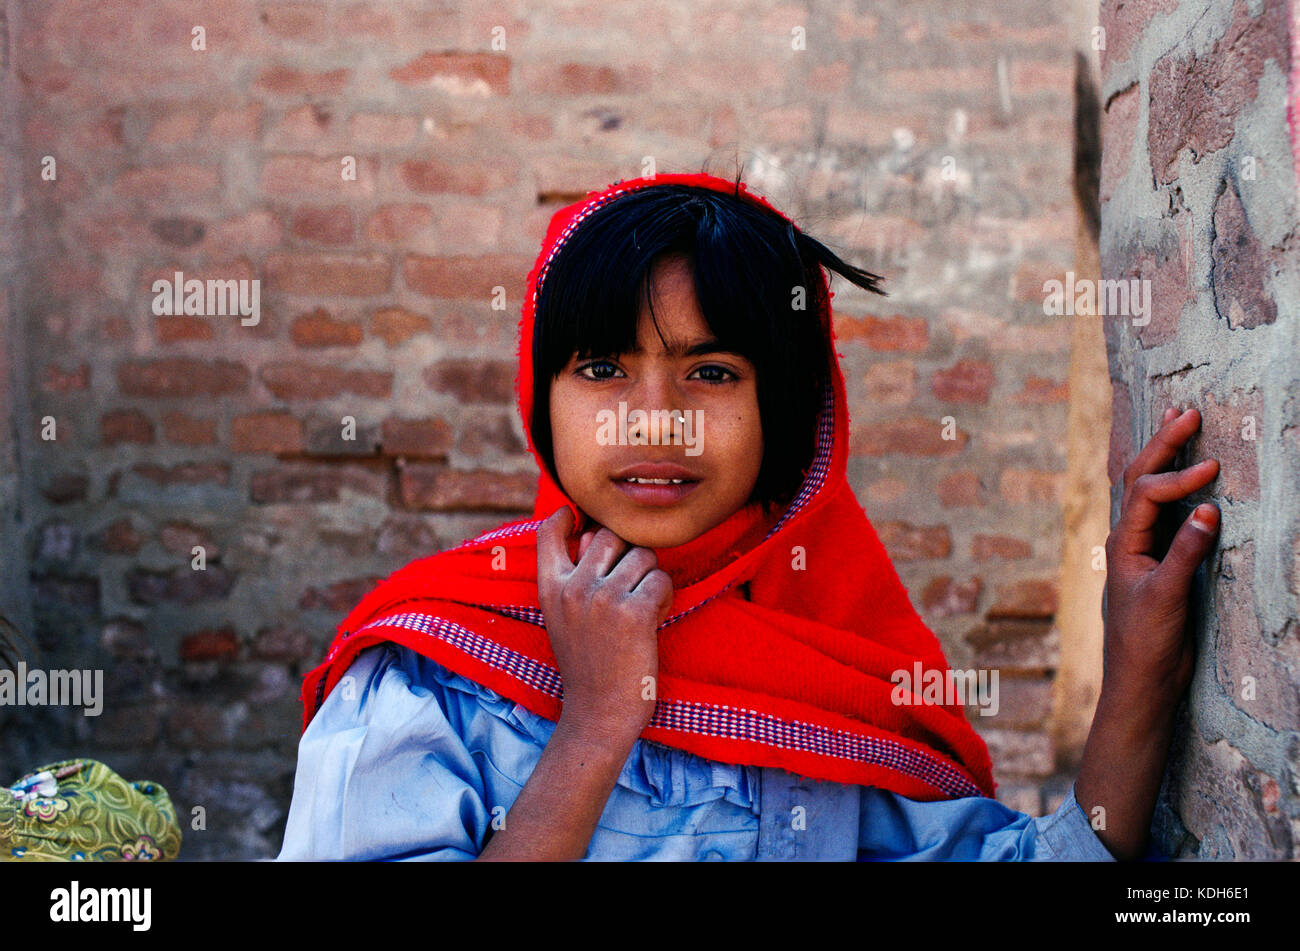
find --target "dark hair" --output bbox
[530,176,887,514]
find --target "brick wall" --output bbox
[2,1,1083,858]
[1100,0,1300,857]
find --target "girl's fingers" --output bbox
[1121,408,1202,500]
[1151,503,1220,598]
[537,507,577,577]
[1112,460,1220,558]
[577,530,595,561]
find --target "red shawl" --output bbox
[299,172,996,801]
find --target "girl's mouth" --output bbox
[612,476,701,505]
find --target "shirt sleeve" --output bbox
[275,643,490,861]
[857,783,1117,861]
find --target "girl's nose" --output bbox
[624,372,686,444]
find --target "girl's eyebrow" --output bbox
[622,337,744,358]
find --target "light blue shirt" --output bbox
[276,643,1117,861]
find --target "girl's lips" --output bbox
[612,477,701,506]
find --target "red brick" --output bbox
[101,410,155,445]
[231,412,305,453]
[114,164,220,199]
[100,518,143,554]
[1147,0,1288,184]
[1100,83,1139,204]
[938,470,984,506]
[162,411,217,445]
[366,204,434,242]
[260,363,392,400]
[834,313,929,351]
[457,412,526,457]
[920,575,981,617]
[851,417,968,456]
[1013,375,1068,403]
[291,205,354,245]
[290,308,363,347]
[390,52,510,94]
[988,579,1059,619]
[299,577,385,613]
[1194,389,1262,502]
[43,364,90,392]
[159,522,218,558]
[523,61,652,96]
[404,254,530,301]
[973,534,1034,560]
[130,462,231,487]
[398,464,536,511]
[350,112,418,146]
[254,65,350,96]
[965,618,1057,670]
[155,315,214,342]
[117,358,249,397]
[273,104,335,142]
[259,3,327,40]
[1211,180,1278,329]
[862,361,915,405]
[932,359,994,403]
[424,359,515,403]
[42,474,89,504]
[875,521,952,561]
[210,103,263,139]
[250,463,386,503]
[180,627,240,662]
[262,155,378,195]
[372,306,433,345]
[381,417,455,457]
[265,252,392,296]
[397,157,517,196]
[1000,469,1065,505]
[1098,0,1179,76]
[251,625,315,663]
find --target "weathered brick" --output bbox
[851,417,968,456]
[987,579,1059,620]
[390,52,510,95]
[920,575,981,617]
[231,412,304,454]
[1211,180,1278,329]
[299,577,385,613]
[938,470,984,507]
[264,252,391,296]
[254,65,349,96]
[43,363,90,392]
[249,463,385,503]
[101,409,155,445]
[973,534,1033,560]
[117,358,249,397]
[162,411,217,445]
[398,464,535,511]
[381,416,455,457]
[99,518,143,554]
[260,363,392,400]
[1000,469,1065,505]
[424,359,515,403]
[834,314,929,351]
[932,359,994,403]
[366,204,434,242]
[155,315,214,342]
[875,522,952,561]
[397,157,517,196]
[289,308,363,347]
[290,206,354,245]
[371,306,433,345]
[862,360,915,405]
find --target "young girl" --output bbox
[276,171,1220,861]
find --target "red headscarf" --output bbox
[299,172,996,801]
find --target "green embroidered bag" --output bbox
[1,758,182,861]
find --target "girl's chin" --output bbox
[591,511,706,550]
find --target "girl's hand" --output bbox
[1103,407,1220,702]
[536,507,673,738]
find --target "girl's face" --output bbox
[548,254,763,549]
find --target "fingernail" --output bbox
[1191,504,1218,531]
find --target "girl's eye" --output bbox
[691,364,738,384]
[576,360,622,380]
[574,360,739,383]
